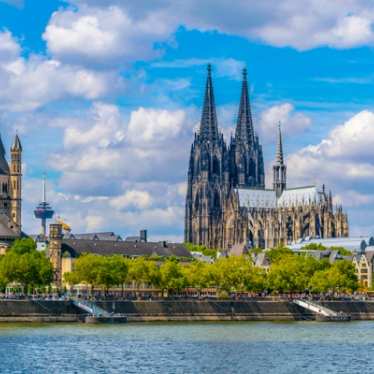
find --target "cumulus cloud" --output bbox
[0,31,121,111]
[43,4,174,66]
[49,102,193,195]
[43,0,374,65]
[64,102,125,148]
[127,107,186,144]
[109,190,152,210]
[259,103,311,141]
[22,176,184,240]
[287,110,374,190]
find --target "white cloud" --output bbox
[50,0,374,58]
[0,31,20,62]
[43,5,173,66]
[109,190,152,210]
[0,31,121,111]
[259,103,311,141]
[64,102,125,148]
[287,110,374,189]
[22,177,184,239]
[49,103,193,196]
[127,107,186,144]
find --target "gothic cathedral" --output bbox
[185,66,348,250]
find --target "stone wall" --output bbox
[0,300,374,322]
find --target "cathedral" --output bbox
[185,65,349,250]
[0,133,22,251]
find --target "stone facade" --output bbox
[0,134,22,246]
[48,223,63,286]
[185,66,349,250]
[353,252,374,288]
[184,65,264,249]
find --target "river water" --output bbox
[0,321,374,373]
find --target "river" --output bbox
[0,321,373,373]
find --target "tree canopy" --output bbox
[0,238,53,291]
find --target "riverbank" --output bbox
[1,300,374,322]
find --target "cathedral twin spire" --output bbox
[199,64,255,146]
[199,64,219,142]
[235,68,255,146]
[196,64,264,188]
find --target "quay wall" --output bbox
[1,300,374,322]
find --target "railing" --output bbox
[72,299,111,317]
[293,299,338,317]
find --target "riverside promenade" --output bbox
[1,299,374,322]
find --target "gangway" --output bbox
[72,299,127,323]
[293,299,350,321]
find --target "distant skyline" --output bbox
[0,0,374,240]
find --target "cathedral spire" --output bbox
[0,134,9,175]
[235,68,254,145]
[273,122,286,197]
[275,121,284,165]
[199,64,219,141]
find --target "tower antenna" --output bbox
[34,173,55,238]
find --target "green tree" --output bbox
[329,246,352,256]
[301,243,326,251]
[10,238,37,255]
[309,260,358,293]
[160,259,186,294]
[65,253,103,291]
[0,238,53,292]
[267,255,327,293]
[184,243,218,258]
[211,256,266,293]
[128,257,152,288]
[266,246,294,263]
[183,261,212,291]
[109,256,129,294]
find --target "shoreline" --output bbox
[0,299,373,323]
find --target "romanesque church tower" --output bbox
[0,133,22,237]
[10,134,22,229]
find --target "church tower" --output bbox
[230,69,264,188]
[0,135,10,218]
[10,134,22,232]
[273,123,287,197]
[185,65,229,248]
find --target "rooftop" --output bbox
[61,239,192,259]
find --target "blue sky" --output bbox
[1,0,374,240]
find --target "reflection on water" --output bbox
[0,321,373,373]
